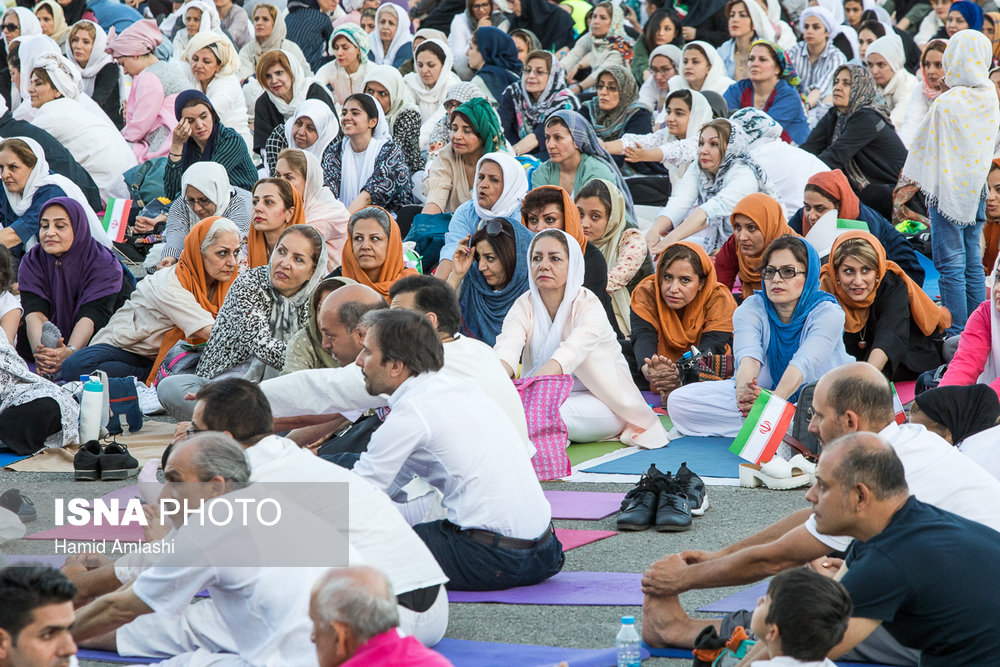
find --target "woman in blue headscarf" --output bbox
[667,235,852,438]
[468,27,522,105]
[940,1,984,38]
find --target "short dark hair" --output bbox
[0,567,76,643]
[366,309,444,375]
[0,245,14,293]
[832,32,855,60]
[827,433,909,500]
[825,373,894,428]
[765,569,852,661]
[522,187,565,219]
[195,379,274,445]
[388,275,461,336]
[469,218,518,290]
[338,299,388,333]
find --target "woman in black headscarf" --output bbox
[911,385,1000,445]
[506,0,575,51]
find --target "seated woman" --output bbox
[363,65,424,176]
[181,31,251,150]
[717,0,775,80]
[236,4,311,82]
[467,28,521,106]
[820,231,947,379]
[252,49,336,159]
[275,148,350,271]
[866,34,917,132]
[788,170,924,285]
[371,4,413,69]
[449,0,507,77]
[27,52,135,204]
[447,217,533,344]
[899,39,947,148]
[799,65,907,221]
[637,44,682,131]
[667,235,853,437]
[437,152,528,280]
[247,177,304,268]
[647,119,775,254]
[494,229,668,447]
[911,385,1000,480]
[282,276,354,373]
[164,90,258,201]
[62,217,240,382]
[786,7,845,126]
[34,1,68,49]
[18,197,134,380]
[65,20,122,128]
[723,40,809,145]
[576,179,653,335]
[263,99,340,180]
[667,41,735,96]
[158,224,327,418]
[560,2,632,97]
[315,24,370,106]
[171,0,221,58]
[940,254,1000,397]
[404,39,461,151]
[423,97,503,215]
[630,241,737,401]
[426,82,487,163]
[509,29,539,65]
[0,248,19,345]
[0,137,110,252]
[339,205,417,299]
[157,162,252,269]
[713,192,795,300]
[632,8,682,84]
[499,50,578,159]
[105,19,188,162]
[939,1,984,40]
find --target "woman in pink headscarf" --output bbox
[105,19,189,162]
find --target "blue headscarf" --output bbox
[949,1,984,30]
[174,89,221,171]
[459,218,534,345]
[758,238,838,385]
[474,27,522,102]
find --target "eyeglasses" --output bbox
[186,425,204,439]
[760,266,806,281]
[2,23,19,32]
[185,196,213,210]
[650,66,674,75]
[524,67,549,77]
[595,82,620,92]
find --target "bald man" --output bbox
[641,362,1000,664]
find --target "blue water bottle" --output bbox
[616,615,641,667]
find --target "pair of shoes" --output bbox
[739,455,812,490]
[617,464,692,532]
[73,441,139,481]
[0,489,36,523]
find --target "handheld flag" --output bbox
[101,198,132,243]
[730,389,796,464]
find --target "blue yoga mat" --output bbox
[916,251,939,300]
[642,645,891,666]
[581,436,743,478]
[435,639,649,667]
[76,649,156,664]
[0,447,31,468]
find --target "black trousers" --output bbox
[0,397,61,455]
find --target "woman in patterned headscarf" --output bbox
[315,23,370,105]
[560,1,633,96]
[499,49,578,157]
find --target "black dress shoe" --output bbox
[616,464,668,531]
[654,476,692,532]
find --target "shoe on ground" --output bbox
[100,443,139,481]
[674,461,709,517]
[0,489,36,523]
[617,464,668,531]
[653,476,692,532]
[74,441,103,481]
[739,456,811,490]
[788,454,817,480]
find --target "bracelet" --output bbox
[66,344,77,354]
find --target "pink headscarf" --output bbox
[104,19,162,57]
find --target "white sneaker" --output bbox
[134,378,164,415]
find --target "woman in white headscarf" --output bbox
[10,34,59,121]
[236,3,310,82]
[64,20,121,128]
[370,3,413,68]
[866,34,917,131]
[27,53,136,203]
[761,0,796,49]
[171,0,223,60]
[363,64,424,175]
[638,44,682,128]
[717,0,775,80]
[786,6,846,125]
[251,48,335,156]
[494,228,669,448]
[264,98,340,181]
[182,31,251,151]
[404,39,461,151]
[2,8,41,50]
[667,41,735,95]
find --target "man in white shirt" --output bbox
[352,309,562,591]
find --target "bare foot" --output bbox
[642,593,720,649]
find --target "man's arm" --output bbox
[71,586,152,641]
[684,508,814,562]
[828,618,883,659]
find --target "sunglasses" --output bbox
[2,23,19,32]
[484,219,510,237]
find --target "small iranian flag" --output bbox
[730,389,796,464]
[101,197,132,243]
[890,383,907,425]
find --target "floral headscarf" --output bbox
[729,107,784,144]
[330,23,369,65]
[508,52,578,139]
[832,65,892,190]
[594,2,633,64]
[750,39,800,88]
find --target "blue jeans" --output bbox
[61,344,153,381]
[413,519,564,591]
[930,199,986,335]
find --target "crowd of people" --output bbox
[0,0,999,663]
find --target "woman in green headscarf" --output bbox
[281,276,356,373]
[315,23,371,105]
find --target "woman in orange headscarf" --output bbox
[715,192,796,299]
[340,205,417,299]
[821,230,948,379]
[247,178,305,268]
[983,159,1000,272]
[630,241,737,400]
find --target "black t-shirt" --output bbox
[842,496,1000,666]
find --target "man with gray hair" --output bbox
[309,567,453,667]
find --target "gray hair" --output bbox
[200,217,241,253]
[312,567,399,642]
[348,206,391,237]
[186,432,251,484]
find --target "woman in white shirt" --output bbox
[404,39,462,151]
[315,23,371,106]
[668,41,736,95]
[865,34,916,132]
[182,31,251,150]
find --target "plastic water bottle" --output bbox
[616,616,641,667]
[79,375,105,443]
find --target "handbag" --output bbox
[698,353,736,382]
[152,340,205,387]
[513,375,575,481]
[123,157,168,208]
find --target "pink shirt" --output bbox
[123,69,179,162]
[940,300,1000,397]
[341,629,453,667]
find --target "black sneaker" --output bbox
[74,441,103,481]
[616,464,668,531]
[654,476,692,532]
[99,443,139,481]
[0,489,36,523]
[675,461,709,517]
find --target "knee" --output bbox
[61,347,96,380]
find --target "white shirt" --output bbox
[246,434,448,594]
[959,424,1000,483]
[353,371,552,539]
[806,421,1000,550]
[752,658,838,667]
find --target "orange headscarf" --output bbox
[984,158,1000,272]
[340,206,417,299]
[803,170,860,234]
[146,217,239,385]
[820,230,950,336]
[630,241,737,363]
[521,186,587,252]
[732,193,797,299]
[246,184,305,268]
[987,13,1000,60]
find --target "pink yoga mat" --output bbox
[448,571,642,605]
[545,491,624,520]
[555,528,617,551]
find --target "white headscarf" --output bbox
[741,0,775,42]
[816,0,844,25]
[31,52,81,99]
[11,35,60,120]
[362,64,420,129]
[338,94,390,207]
[866,33,905,73]
[179,161,232,213]
[182,30,241,77]
[369,4,412,66]
[472,152,528,220]
[677,89,713,140]
[832,24,859,61]
[799,6,836,38]
[173,0,223,56]
[284,99,340,161]
[4,136,111,248]
[404,38,459,120]
[667,41,735,95]
[64,20,113,97]
[296,149,350,271]
[526,229,585,376]
[265,48,313,118]
[3,8,41,48]
[639,44,682,117]
[982,253,1000,384]
[901,30,999,224]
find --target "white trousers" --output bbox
[559,391,627,444]
[666,379,744,438]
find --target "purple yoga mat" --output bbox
[24,519,144,542]
[448,571,642,605]
[544,490,625,520]
[2,554,69,567]
[696,580,769,613]
[641,390,662,408]
[434,638,649,667]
